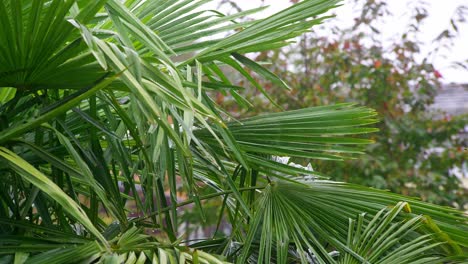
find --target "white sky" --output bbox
[210,0,468,84]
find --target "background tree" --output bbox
[218,0,468,209]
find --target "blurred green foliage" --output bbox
[218,0,468,209]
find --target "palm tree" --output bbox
[0,0,466,263]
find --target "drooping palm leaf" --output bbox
[0,147,108,248]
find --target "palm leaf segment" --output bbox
[0,0,466,263]
[341,202,451,264]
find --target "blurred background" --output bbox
[171,0,468,240]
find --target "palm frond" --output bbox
[195,104,378,179]
[234,181,466,263]
[0,0,107,90]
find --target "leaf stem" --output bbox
[130,186,265,223]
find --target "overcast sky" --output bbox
[211,0,468,84]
